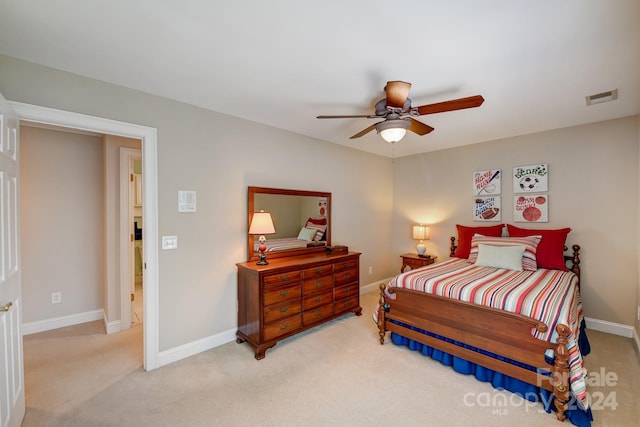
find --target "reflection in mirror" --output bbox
[247,187,331,261]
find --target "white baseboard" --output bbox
[22,309,104,335]
[360,278,393,295]
[104,316,121,335]
[158,328,237,368]
[584,317,634,338]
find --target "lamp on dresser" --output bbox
[249,210,275,265]
[412,224,430,257]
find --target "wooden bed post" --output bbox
[552,324,571,421]
[377,283,387,344]
[450,236,457,257]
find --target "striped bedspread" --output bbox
[379,257,589,409]
[255,237,308,252]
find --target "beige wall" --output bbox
[0,55,394,351]
[20,126,105,322]
[391,116,639,325]
[3,53,638,353]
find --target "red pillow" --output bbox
[506,225,571,271]
[454,224,504,259]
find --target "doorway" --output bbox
[120,147,143,330]
[10,101,160,371]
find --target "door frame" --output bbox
[9,101,160,371]
[120,148,141,330]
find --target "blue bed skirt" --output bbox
[390,319,593,427]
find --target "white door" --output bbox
[0,93,25,426]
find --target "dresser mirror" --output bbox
[247,187,331,261]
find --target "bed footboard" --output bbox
[377,283,570,422]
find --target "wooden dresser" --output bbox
[236,252,362,359]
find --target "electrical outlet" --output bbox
[368,266,373,275]
[637,305,640,321]
[51,292,62,304]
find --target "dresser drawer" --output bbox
[302,275,333,294]
[263,315,302,341]
[263,284,301,306]
[303,289,333,310]
[333,259,357,272]
[334,283,358,301]
[264,300,302,324]
[302,303,334,326]
[334,268,358,286]
[335,295,359,313]
[263,271,301,288]
[303,264,333,279]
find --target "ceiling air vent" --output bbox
[585,89,618,106]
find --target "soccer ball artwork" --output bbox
[513,164,548,193]
[519,175,540,191]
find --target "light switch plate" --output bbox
[162,235,178,250]
[178,190,196,212]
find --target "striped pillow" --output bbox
[468,234,542,271]
[305,221,327,241]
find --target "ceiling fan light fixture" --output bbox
[376,119,410,143]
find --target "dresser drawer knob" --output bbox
[315,268,323,274]
[279,275,289,281]
[343,273,351,279]
[315,311,323,317]
[279,322,289,330]
[315,281,322,288]
[345,287,351,293]
[280,306,289,313]
[315,296,323,303]
[279,290,289,297]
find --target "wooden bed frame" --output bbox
[377,238,582,422]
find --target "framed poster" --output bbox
[513,164,548,193]
[473,169,501,195]
[473,196,501,221]
[514,194,549,223]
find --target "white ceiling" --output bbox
[1,1,639,158]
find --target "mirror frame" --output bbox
[247,186,332,261]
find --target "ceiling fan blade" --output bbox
[317,114,376,119]
[408,118,435,136]
[415,95,485,116]
[349,123,377,139]
[385,81,412,108]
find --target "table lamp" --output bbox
[412,224,430,257]
[249,210,276,265]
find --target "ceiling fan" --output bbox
[317,81,485,143]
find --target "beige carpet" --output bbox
[22,291,640,427]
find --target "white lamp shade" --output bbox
[249,211,275,235]
[412,225,430,241]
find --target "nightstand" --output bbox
[400,253,436,273]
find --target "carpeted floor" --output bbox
[22,290,640,426]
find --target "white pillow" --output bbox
[297,227,317,242]
[474,243,525,271]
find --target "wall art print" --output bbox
[513,164,548,193]
[473,169,501,195]
[318,197,328,217]
[514,194,549,223]
[473,196,501,221]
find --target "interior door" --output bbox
[0,92,25,426]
